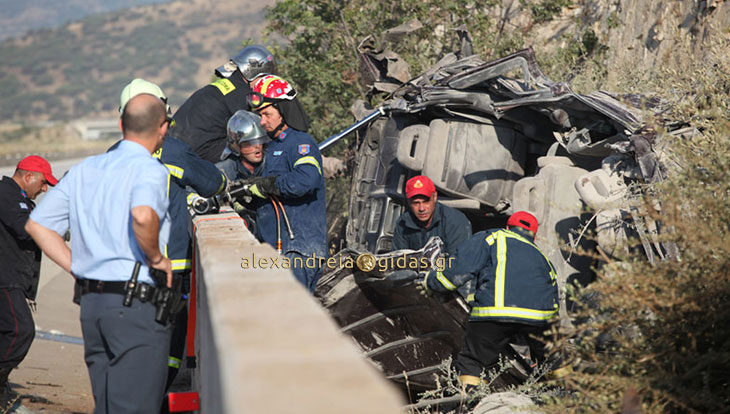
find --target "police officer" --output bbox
[420,211,559,389]
[243,75,326,292]
[0,155,57,408]
[392,175,472,255]
[26,93,173,413]
[170,45,277,163]
[117,79,228,394]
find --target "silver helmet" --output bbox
[231,45,276,81]
[216,45,277,80]
[224,110,270,159]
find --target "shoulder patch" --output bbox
[297,144,310,155]
[210,78,236,95]
[18,202,28,210]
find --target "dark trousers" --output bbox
[455,320,549,377]
[286,251,322,293]
[0,288,35,371]
[165,271,190,392]
[80,292,171,414]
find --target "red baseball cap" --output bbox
[507,211,538,234]
[17,155,58,186]
[405,175,436,199]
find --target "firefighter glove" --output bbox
[249,176,279,199]
[415,273,432,298]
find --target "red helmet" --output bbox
[507,211,538,235]
[248,75,296,110]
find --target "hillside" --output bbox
[0,0,171,41]
[0,0,275,123]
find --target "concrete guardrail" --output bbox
[190,212,405,413]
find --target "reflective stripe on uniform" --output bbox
[503,229,558,282]
[435,270,457,291]
[210,78,236,95]
[187,192,199,205]
[466,293,475,303]
[171,259,191,271]
[215,174,227,194]
[164,163,184,179]
[494,232,507,307]
[293,156,322,175]
[470,306,558,321]
[168,356,182,369]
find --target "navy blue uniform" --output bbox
[153,136,226,388]
[392,202,472,255]
[0,176,39,374]
[154,137,227,273]
[257,128,327,291]
[171,71,252,163]
[425,227,559,378]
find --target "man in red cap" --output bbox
[0,155,57,407]
[419,211,559,390]
[392,175,472,255]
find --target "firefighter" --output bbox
[170,45,278,163]
[392,175,472,255]
[0,155,57,409]
[118,79,228,395]
[243,75,326,292]
[216,110,269,180]
[215,110,270,232]
[419,211,559,389]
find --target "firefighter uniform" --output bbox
[256,128,327,292]
[170,70,252,163]
[392,202,472,255]
[0,176,40,386]
[154,136,226,389]
[425,226,558,379]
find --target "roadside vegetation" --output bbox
[253,0,730,412]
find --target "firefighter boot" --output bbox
[0,367,15,412]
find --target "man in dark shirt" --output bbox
[0,155,57,408]
[392,175,472,255]
[170,45,276,163]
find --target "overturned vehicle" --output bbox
[315,45,690,392]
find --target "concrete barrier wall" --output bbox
[191,212,404,413]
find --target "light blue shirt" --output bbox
[30,140,170,285]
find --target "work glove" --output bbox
[248,176,280,199]
[415,272,432,298]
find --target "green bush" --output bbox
[545,37,730,413]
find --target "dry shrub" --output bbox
[546,30,730,413]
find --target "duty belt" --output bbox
[76,278,158,302]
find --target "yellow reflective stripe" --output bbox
[210,78,235,95]
[168,356,182,369]
[187,192,199,205]
[470,306,558,320]
[171,259,191,271]
[466,293,475,303]
[503,229,558,282]
[216,174,226,194]
[164,163,184,179]
[436,271,457,291]
[293,156,322,175]
[494,232,507,307]
[485,234,495,245]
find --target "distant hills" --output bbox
[0,0,171,41]
[0,0,274,123]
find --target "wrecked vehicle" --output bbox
[315,44,691,391]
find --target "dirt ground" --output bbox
[8,257,93,413]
